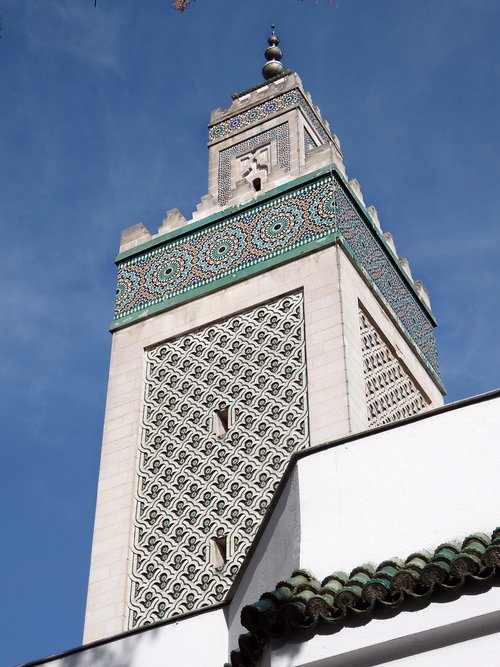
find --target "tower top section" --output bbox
[113,49,441,390]
[262,25,285,80]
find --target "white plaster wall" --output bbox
[269,587,500,667]
[368,632,500,667]
[298,395,500,576]
[227,470,301,650]
[39,608,228,667]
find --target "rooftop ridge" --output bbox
[228,526,500,667]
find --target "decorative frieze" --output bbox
[114,173,440,379]
[208,87,331,146]
[304,128,317,158]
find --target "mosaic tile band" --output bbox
[208,87,330,146]
[114,174,440,377]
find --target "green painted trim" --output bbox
[109,232,341,331]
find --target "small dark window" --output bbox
[211,536,228,570]
[252,177,262,191]
[214,407,230,437]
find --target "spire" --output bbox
[262,25,285,80]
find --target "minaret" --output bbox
[83,29,445,643]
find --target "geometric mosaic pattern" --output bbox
[208,86,330,146]
[217,123,290,205]
[360,309,428,427]
[114,174,441,379]
[129,292,309,627]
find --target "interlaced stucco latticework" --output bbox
[360,310,428,427]
[129,293,309,628]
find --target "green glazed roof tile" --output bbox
[310,591,335,608]
[350,564,376,577]
[405,549,433,564]
[484,537,500,567]
[291,588,318,605]
[378,558,405,570]
[321,571,349,587]
[334,587,363,610]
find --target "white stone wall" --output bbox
[201,73,342,217]
[335,247,443,433]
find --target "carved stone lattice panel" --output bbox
[129,292,309,627]
[360,309,428,427]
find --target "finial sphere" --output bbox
[262,61,285,80]
[265,46,282,61]
[263,25,285,80]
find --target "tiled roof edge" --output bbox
[226,526,500,667]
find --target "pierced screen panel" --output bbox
[360,309,428,427]
[129,292,309,627]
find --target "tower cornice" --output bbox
[111,164,441,390]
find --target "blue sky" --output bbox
[0,1,499,665]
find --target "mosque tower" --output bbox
[83,28,445,643]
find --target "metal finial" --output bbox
[262,25,285,81]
